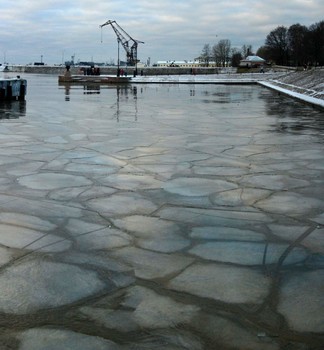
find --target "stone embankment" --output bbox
[265,68,324,100]
[259,68,324,109]
[9,65,223,76]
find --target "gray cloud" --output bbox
[1,0,323,64]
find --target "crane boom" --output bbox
[100,20,144,66]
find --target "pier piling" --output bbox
[0,78,27,101]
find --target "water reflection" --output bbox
[259,88,324,134]
[83,85,100,95]
[59,83,139,122]
[115,86,138,122]
[59,83,101,101]
[0,100,26,119]
[201,85,254,104]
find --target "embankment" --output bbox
[9,65,223,76]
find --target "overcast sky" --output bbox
[1,0,323,65]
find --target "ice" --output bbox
[0,258,106,314]
[190,226,265,241]
[268,224,310,241]
[112,215,190,252]
[18,172,92,190]
[125,286,200,328]
[163,177,237,196]
[158,207,272,227]
[80,285,199,330]
[6,161,44,176]
[302,228,324,253]
[311,212,324,225]
[239,174,310,191]
[17,328,121,350]
[0,196,83,218]
[256,192,324,215]
[168,263,271,304]
[62,252,133,273]
[65,218,108,236]
[45,136,68,144]
[50,186,116,201]
[189,242,307,265]
[210,188,271,206]
[111,246,194,279]
[0,212,56,231]
[0,219,70,253]
[87,192,158,216]
[99,173,163,190]
[64,162,118,175]
[0,246,13,266]
[278,270,324,332]
[75,227,131,251]
[192,313,279,350]
[0,74,322,347]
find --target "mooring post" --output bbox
[19,81,26,101]
[6,83,12,100]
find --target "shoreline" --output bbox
[4,67,324,109]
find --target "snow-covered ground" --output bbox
[261,69,324,109]
[267,69,324,99]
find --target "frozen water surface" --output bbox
[0,259,106,314]
[18,328,121,350]
[168,263,271,304]
[0,75,323,349]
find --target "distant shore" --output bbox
[6,64,294,76]
[5,65,323,108]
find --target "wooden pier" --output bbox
[0,78,27,101]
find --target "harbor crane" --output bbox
[100,20,144,68]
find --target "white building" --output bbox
[155,60,232,68]
[239,56,265,67]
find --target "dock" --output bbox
[58,75,131,84]
[0,78,27,100]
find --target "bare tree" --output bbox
[200,44,211,67]
[288,23,308,66]
[308,20,324,66]
[256,46,271,62]
[265,26,289,65]
[231,48,242,67]
[241,44,253,58]
[212,39,231,67]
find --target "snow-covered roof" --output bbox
[243,56,265,62]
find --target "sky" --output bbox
[1,0,323,65]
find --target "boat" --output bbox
[0,64,9,72]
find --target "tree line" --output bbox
[200,20,324,67]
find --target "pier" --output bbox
[0,78,27,101]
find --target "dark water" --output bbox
[2,74,323,133]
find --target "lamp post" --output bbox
[117,39,120,77]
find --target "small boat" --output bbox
[0,64,9,72]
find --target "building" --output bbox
[239,56,265,68]
[156,60,204,68]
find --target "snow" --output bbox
[259,81,324,109]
